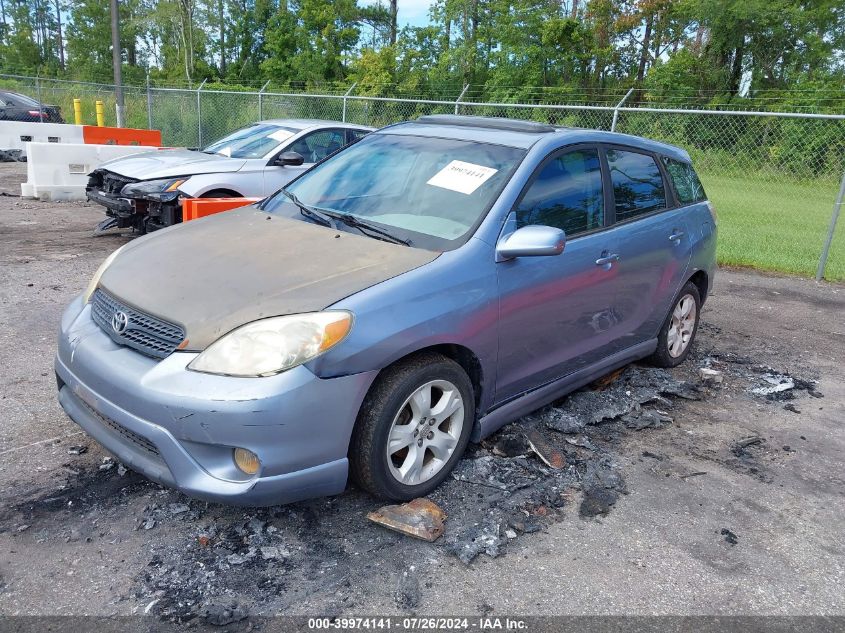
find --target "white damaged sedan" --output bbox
[86,119,372,233]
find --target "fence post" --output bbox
[342,82,357,123]
[454,84,470,115]
[611,87,635,132]
[35,72,43,122]
[816,169,845,281]
[196,78,207,147]
[258,80,270,120]
[146,73,153,130]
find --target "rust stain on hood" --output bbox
[99,206,438,349]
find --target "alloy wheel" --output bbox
[667,293,697,358]
[385,379,464,486]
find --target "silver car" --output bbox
[86,119,372,233]
[57,115,716,507]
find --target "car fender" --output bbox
[309,237,500,415]
[177,172,254,198]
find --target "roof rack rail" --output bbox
[415,115,556,134]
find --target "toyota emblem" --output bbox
[111,310,129,334]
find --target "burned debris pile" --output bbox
[138,514,294,622]
[426,366,703,564]
[3,350,821,623]
[543,366,701,436]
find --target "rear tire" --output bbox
[349,352,474,501]
[647,281,701,368]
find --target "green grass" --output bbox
[702,172,845,281]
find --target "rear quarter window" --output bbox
[662,157,707,204]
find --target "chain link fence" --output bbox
[1,73,843,281]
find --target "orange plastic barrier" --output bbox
[81,125,162,146]
[183,197,261,222]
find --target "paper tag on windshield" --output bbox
[269,129,293,142]
[426,160,498,195]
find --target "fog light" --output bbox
[233,448,260,475]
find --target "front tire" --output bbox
[648,281,701,368]
[200,189,242,199]
[349,352,474,501]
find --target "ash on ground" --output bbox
[135,362,745,622]
[1,349,819,624]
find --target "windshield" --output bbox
[204,123,297,158]
[262,132,525,249]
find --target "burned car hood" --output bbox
[98,208,439,350]
[99,149,247,180]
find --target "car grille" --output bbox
[91,289,186,359]
[101,171,137,195]
[77,397,162,460]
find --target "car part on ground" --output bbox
[85,119,373,234]
[57,115,717,505]
[366,497,447,542]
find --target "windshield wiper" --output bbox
[328,213,411,246]
[278,189,409,246]
[280,188,337,229]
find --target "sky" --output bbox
[361,0,436,28]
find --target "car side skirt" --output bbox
[472,338,658,441]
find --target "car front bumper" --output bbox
[55,296,378,506]
[86,188,134,214]
[86,188,184,231]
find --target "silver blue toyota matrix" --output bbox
[56,115,717,506]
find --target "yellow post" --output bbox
[95,100,105,127]
[73,98,83,125]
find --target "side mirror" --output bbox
[496,225,566,260]
[274,151,305,167]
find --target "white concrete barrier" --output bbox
[0,121,83,151]
[20,142,156,201]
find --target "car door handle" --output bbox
[669,230,685,242]
[595,253,620,267]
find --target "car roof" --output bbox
[380,114,691,162]
[259,118,373,131]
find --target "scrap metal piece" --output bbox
[590,367,625,390]
[444,518,506,564]
[698,367,724,385]
[93,216,119,236]
[731,435,765,457]
[752,373,795,396]
[367,498,446,542]
[524,428,566,469]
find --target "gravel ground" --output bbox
[0,163,843,622]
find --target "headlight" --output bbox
[188,311,353,377]
[83,245,125,303]
[121,178,187,197]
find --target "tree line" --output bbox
[0,0,843,110]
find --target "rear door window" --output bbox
[606,149,667,221]
[515,148,604,237]
[662,157,707,204]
